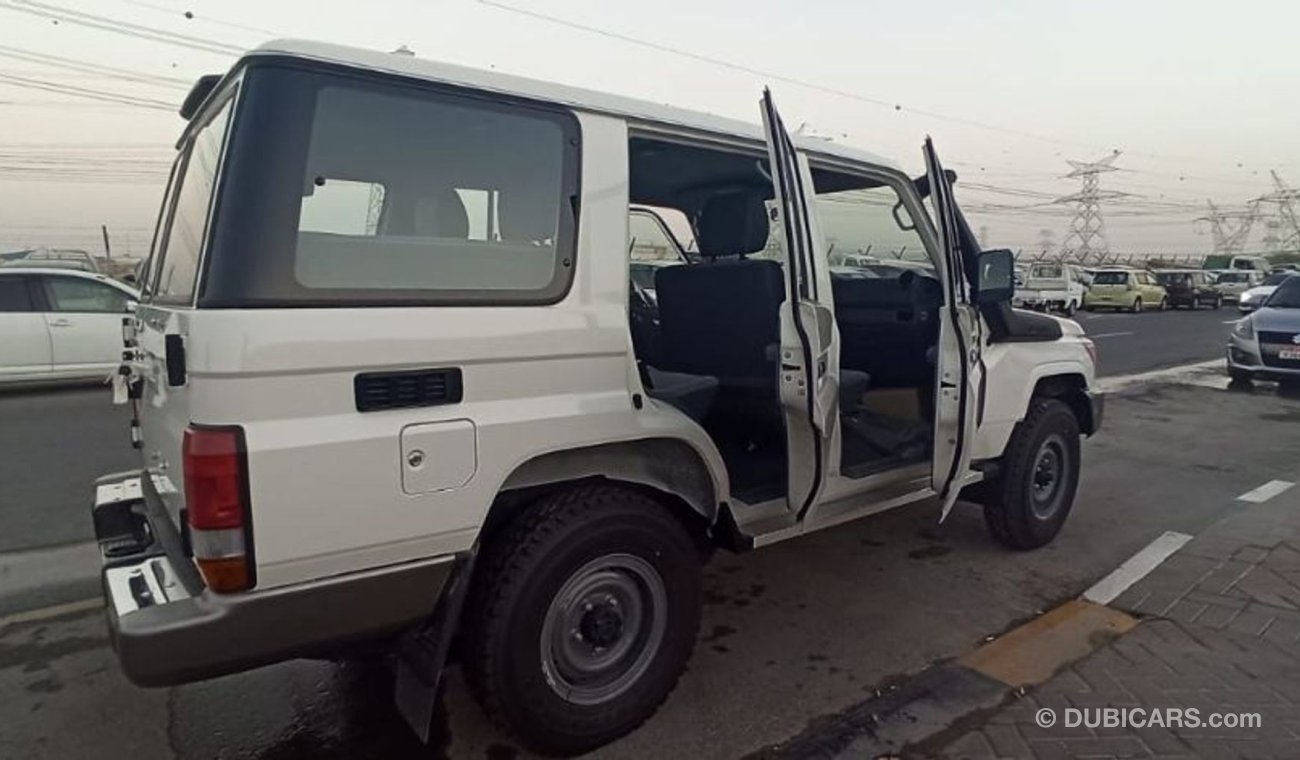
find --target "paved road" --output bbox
[0,385,135,553]
[1073,304,1237,377]
[4,378,1299,758]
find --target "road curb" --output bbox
[751,601,1140,758]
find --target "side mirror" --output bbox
[125,300,138,314]
[975,248,1015,305]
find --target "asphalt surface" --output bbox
[0,384,135,553]
[1072,303,1239,377]
[0,306,1271,759]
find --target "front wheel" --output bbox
[983,398,1081,550]
[463,484,702,755]
[1159,297,1170,311]
[1064,300,1077,317]
[1131,297,1144,313]
[1212,296,1222,310]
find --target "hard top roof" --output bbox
[246,39,902,173]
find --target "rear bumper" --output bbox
[93,471,453,686]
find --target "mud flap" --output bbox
[394,549,477,741]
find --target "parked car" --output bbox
[1203,254,1271,273]
[1238,271,1293,313]
[1215,270,1263,303]
[1227,273,1300,384]
[0,268,138,386]
[1013,261,1089,315]
[1155,269,1221,309]
[91,39,1103,756]
[1083,268,1168,312]
[1,248,101,273]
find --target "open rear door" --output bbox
[923,138,983,521]
[760,90,838,519]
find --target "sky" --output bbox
[1,0,1298,258]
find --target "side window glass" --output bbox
[44,278,129,313]
[0,278,34,312]
[155,94,235,303]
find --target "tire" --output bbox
[983,398,1081,551]
[1159,297,1169,311]
[1228,366,1253,383]
[1131,297,1143,313]
[1213,296,1222,310]
[1064,300,1077,317]
[463,484,702,755]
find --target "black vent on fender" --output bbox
[354,368,463,412]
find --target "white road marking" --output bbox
[1083,531,1193,605]
[0,597,102,631]
[1097,359,1222,393]
[1223,319,1244,324]
[1236,480,1296,504]
[1089,331,1134,339]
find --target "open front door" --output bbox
[923,138,983,521]
[760,90,837,519]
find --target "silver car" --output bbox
[1228,273,1300,383]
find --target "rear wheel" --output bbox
[983,398,1081,550]
[1064,299,1077,317]
[464,484,702,755]
[1212,295,1222,310]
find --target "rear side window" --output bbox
[292,84,571,295]
[154,94,234,303]
[0,278,34,312]
[43,277,130,313]
[199,64,581,307]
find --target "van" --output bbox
[92,40,1103,754]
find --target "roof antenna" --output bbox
[391,45,415,56]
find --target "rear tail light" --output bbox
[1082,338,1098,369]
[182,425,254,592]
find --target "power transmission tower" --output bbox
[365,184,384,235]
[1196,200,1260,255]
[1057,153,1124,264]
[1256,171,1300,254]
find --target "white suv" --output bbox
[93,40,1102,755]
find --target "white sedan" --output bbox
[0,267,138,386]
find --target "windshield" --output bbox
[1265,277,1300,308]
[817,184,934,274]
[1262,273,1290,287]
[1093,271,1129,285]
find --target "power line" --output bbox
[0,44,190,89]
[115,0,283,38]
[0,71,174,109]
[0,0,241,56]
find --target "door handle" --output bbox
[48,319,72,328]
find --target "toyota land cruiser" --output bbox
[93,39,1102,755]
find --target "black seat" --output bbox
[644,367,718,422]
[653,190,784,389]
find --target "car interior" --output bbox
[626,136,940,504]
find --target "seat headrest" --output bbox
[412,190,469,239]
[696,190,770,258]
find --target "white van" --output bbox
[92,40,1102,755]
